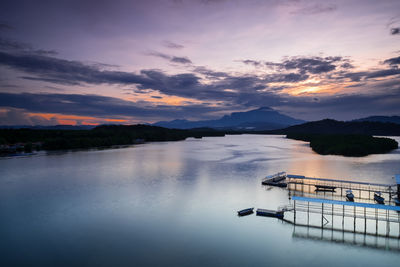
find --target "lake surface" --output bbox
[1,134,400,266]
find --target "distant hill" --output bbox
[352,116,400,124]
[0,124,226,153]
[267,119,400,136]
[154,107,305,130]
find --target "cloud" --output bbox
[0,92,236,121]
[0,46,399,121]
[192,66,229,78]
[162,40,184,49]
[291,3,337,15]
[1,87,399,123]
[265,56,343,74]
[0,38,31,51]
[0,49,275,103]
[170,56,192,64]
[0,22,13,31]
[241,56,349,75]
[391,28,400,35]
[147,51,192,64]
[240,59,262,67]
[0,37,57,55]
[0,108,60,126]
[383,55,400,66]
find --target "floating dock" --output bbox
[261,172,400,237]
[285,196,400,238]
[256,208,284,219]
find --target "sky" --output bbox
[0,0,399,125]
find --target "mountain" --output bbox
[352,116,400,124]
[154,107,305,130]
[268,119,400,136]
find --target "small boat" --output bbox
[261,172,287,187]
[374,192,385,204]
[261,181,287,187]
[394,198,400,206]
[346,190,354,202]
[237,208,254,216]
[256,209,284,219]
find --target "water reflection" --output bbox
[0,135,399,266]
[292,225,400,252]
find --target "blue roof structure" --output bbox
[287,174,305,179]
[396,174,400,185]
[292,196,400,211]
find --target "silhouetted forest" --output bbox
[287,133,398,157]
[0,125,225,153]
[267,119,400,136]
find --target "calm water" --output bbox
[1,134,400,266]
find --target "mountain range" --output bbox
[154,107,305,130]
[154,107,400,131]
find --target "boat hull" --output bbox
[238,208,254,216]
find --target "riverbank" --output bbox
[286,133,398,157]
[0,125,227,155]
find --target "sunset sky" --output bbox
[0,0,399,125]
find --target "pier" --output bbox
[261,172,400,239]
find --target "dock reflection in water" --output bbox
[292,225,400,252]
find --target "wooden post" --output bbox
[364,207,366,233]
[342,205,344,230]
[375,208,378,235]
[386,210,389,237]
[322,202,324,228]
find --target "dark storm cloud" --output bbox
[147,51,192,64]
